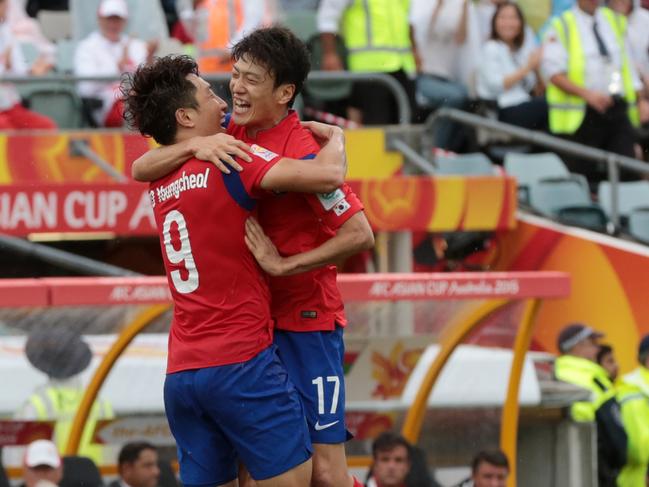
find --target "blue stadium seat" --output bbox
[628,208,649,244]
[435,152,496,175]
[529,178,608,232]
[598,181,649,219]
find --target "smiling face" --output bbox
[175,73,228,140]
[229,54,295,133]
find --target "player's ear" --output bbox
[275,83,295,105]
[175,107,195,129]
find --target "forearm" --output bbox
[280,213,374,275]
[314,131,347,177]
[131,140,194,181]
[503,65,532,91]
[550,73,590,99]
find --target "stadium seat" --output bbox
[71,0,168,41]
[56,39,78,73]
[37,10,73,42]
[434,152,496,175]
[597,181,649,218]
[529,178,608,231]
[305,34,352,102]
[281,10,318,42]
[20,82,83,129]
[628,208,649,243]
[504,152,590,203]
[60,456,104,487]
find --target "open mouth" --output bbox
[233,98,251,115]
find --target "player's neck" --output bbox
[245,109,290,139]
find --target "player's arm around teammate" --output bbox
[131,120,346,193]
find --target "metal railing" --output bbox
[427,108,649,229]
[6,70,412,125]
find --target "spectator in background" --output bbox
[615,335,649,487]
[0,0,56,130]
[607,0,649,126]
[74,0,156,127]
[597,344,620,382]
[554,323,627,487]
[475,0,536,48]
[453,449,509,487]
[477,2,548,130]
[22,440,63,487]
[317,0,417,125]
[410,0,479,150]
[541,0,647,183]
[2,329,113,469]
[7,0,55,74]
[190,0,273,73]
[366,432,411,487]
[107,442,160,487]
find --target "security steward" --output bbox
[617,335,649,487]
[17,328,113,464]
[541,0,648,183]
[554,323,627,487]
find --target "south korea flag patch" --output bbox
[333,198,351,216]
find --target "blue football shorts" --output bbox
[164,345,312,486]
[274,325,352,444]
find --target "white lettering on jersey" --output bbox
[155,168,211,203]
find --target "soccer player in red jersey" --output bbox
[123,54,351,487]
[131,28,373,487]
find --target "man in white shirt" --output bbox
[74,0,156,127]
[541,0,648,181]
[107,443,160,487]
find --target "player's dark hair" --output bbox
[117,441,157,467]
[121,55,200,145]
[372,432,412,461]
[472,449,510,473]
[231,26,310,107]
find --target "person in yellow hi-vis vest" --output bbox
[540,0,649,184]
[617,335,649,487]
[554,323,628,487]
[317,0,418,125]
[16,329,113,466]
[194,0,275,73]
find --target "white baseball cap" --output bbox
[24,440,61,469]
[98,0,129,18]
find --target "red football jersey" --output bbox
[228,111,364,332]
[150,155,280,373]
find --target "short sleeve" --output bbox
[236,143,282,198]
[305,183,364,231]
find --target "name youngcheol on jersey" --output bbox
[155,168,211,204]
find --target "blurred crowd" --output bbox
[0,1,647,143]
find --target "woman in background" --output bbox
[476,1,547,131]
